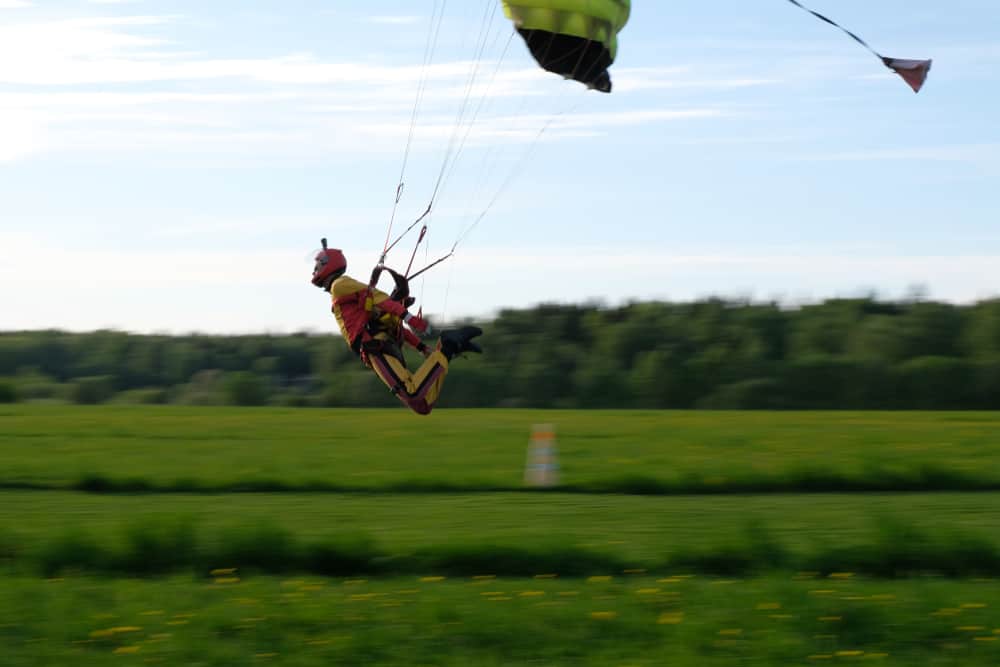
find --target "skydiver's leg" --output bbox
[367,350,450,416]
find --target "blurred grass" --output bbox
[3,405,1000,663]
[3,492,1000,578]
[2,574,1000,666]
[3,405,1000,493]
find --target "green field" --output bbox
[2,406,1000,665]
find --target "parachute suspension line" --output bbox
[427,0,501,206]
[417,104,575,317]
[382,0,498,270]
[382,0,449,260]
[435,28,518,206]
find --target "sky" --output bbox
[1,0,998,334]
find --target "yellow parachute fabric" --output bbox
[502,0,631,92]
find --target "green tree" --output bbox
[225,371,268,407]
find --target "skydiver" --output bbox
[312,240,482,415]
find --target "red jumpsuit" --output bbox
[330,275,448,415]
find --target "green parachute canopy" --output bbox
[502,0,631,93]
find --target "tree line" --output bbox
[2,296,999,409]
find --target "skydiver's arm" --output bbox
[401,328,431,355]
[373,295,429,334]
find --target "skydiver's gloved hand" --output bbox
[386,268,414,307]
[416,341,431,358]
[403,312,431,335]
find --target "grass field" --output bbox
[2,405,999,664]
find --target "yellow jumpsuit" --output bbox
[330,275,449,415]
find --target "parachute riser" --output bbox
[408,250,454,282]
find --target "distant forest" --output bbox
[2,297,1000,409]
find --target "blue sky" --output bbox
[1,0,997,334]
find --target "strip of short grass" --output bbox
[4,491,1000,565]
[3,406,1000,494]
[3,494,1000,578]
[3,574,999,666]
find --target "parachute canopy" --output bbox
[502,0,631,93]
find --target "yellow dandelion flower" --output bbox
[828,572,855,579]
[810,590,835,596]
[973,637,998,642]
[473,575,496,581]
[636,588,660,595]
[420,576,446,583]
[166,620,189,626]
[993,629,1000,635]
[931,608,961,617]
[140,611,164,616]
[718,629,743,636]
[957,626,986,632]
[210,568,237,576]
[962,603,987,609]
[756,602,781,610]
[91,626,142,638]
[657,577,683,584]
[819,616,842,622]
[590,611,617,620]
[518,591,545,597]
[255,652,279,658]
[112,646,140,654]
[587,576,612,583]
[835,650,864,657]
[488,596,512,601]
[657,612,684,625]
[480,591,505,596]
[214,577,240,584]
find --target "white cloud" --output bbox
[0,0,31,8]
[0,13,738,163]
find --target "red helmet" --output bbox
[312,239,347,288]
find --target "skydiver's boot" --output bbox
[439,326,483,360]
